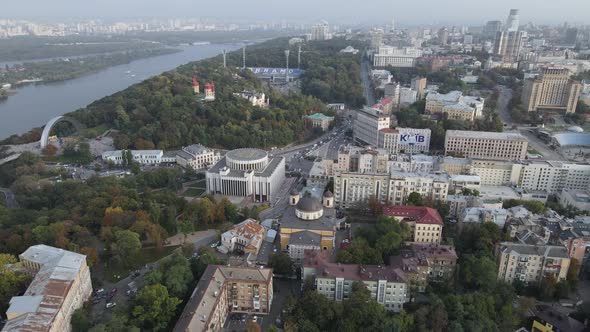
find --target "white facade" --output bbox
[445,130,528,161]
[176,144,220,170]
[102,150,163,165]
[559,189,590,211]
[206,149,285,203]
[373,46,423,68]
[519,161,590,194]
[396,128,431,154]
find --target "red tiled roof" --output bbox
[383,206,443,225]
[379,128,398,133]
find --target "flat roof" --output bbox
[225,148,267,162]
[446,130,526,141]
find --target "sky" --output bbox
[3,0,589,25]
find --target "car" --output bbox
[94,288,104,294]
[105,302,116,309]
[210,242,218,248]
[252,316,258,323]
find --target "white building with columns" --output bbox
[206,148,285,202]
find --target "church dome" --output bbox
[296,196,323,213]
[323,191,333,198]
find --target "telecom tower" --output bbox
[285,50,290,82]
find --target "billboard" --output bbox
[248,67,305,77]
[397,128,431,149]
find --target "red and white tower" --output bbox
[204,82,215,101]
[192,76,200,94]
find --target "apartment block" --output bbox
[2,245,93,332]
[383,206,444,244]
[496,242,570,284]
[444,130,528,161]
[174,266,273,332]
[335,145,389,174]
[387,171,449,206]
[303,251,408,312]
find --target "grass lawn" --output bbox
[103,245,180,283]
[528,148,542,155]
[184,188,205,197]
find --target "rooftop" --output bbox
[383,206,443,225]
[173,265,272,332]
[446,130,526,141]
[225,148,267,162]
[289,230,322,246]
[3,245,88,332]
[306,113,334,121]
[499,242,569,258]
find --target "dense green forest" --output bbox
[0,48,179,85]
[2,38,365,149]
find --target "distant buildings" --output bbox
[221,219,266,255]
[204,82,216,101]
[373,46,423,68]
[493,9,523,62]
[521,66,582,114]
[302,250,409,312]
[173,266,273,332]
[335,145,389,174]
[205,148,285,203]
[383,206,444,244]
[444,130,528,161]
[305,113,334,131]
[460,207,509,228]
[233,91,269,108]
[496,242,570,284]
[176,144,220,170]
[2,245,92,332]
[410,77,427,100]
[309,21,331,41]
[559,189,590,211]
[425,91,485,122]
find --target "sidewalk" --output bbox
[164,229,217,247]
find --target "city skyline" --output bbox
[2,0,590,25]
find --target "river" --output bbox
[0,43,243,139]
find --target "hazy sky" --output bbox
[3,0,589,25]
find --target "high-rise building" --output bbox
[310,21,331,41]
[411,77,427,100]
[521,66,582,114]
[483,20,503,39]
[566,28,578,44]
[438,27,449,46]
[494,30,525,62]
[354,107,391,147]
[505,9,520,32]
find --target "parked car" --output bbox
[105,302,116,309]
[94,288,105,294]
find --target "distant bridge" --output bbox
[40,116,84,148]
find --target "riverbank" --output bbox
[0,48,181,101]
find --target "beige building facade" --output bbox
[444,130,528,161]
[496,242,570,284]
[522,67,582,114]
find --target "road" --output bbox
[0,187,19,208]
[496,85,513,126]
[361,53,376,106]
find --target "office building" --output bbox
[305,113,334,131]
[354,107,391,147]
[176,144,220,170]
[102,150,164,165]
[519,161,590,193]
[303,250,408,312]
[494,30,524,63]
[411,77,427,100]
[206,148,285,202]
[469,159,522,186]
[505,9,520,32]
[334,172,392,208]
[444,130,528,161]
[378,128,431,154]
[496,242,570,284]
[438,27,449,46]
[483,20,503,39]
[2,245,92,332]
[521,66,582,114]
[220,219,266,255]
[173,266,273,332]
[383,206,443,244]
[373,46,423,68]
